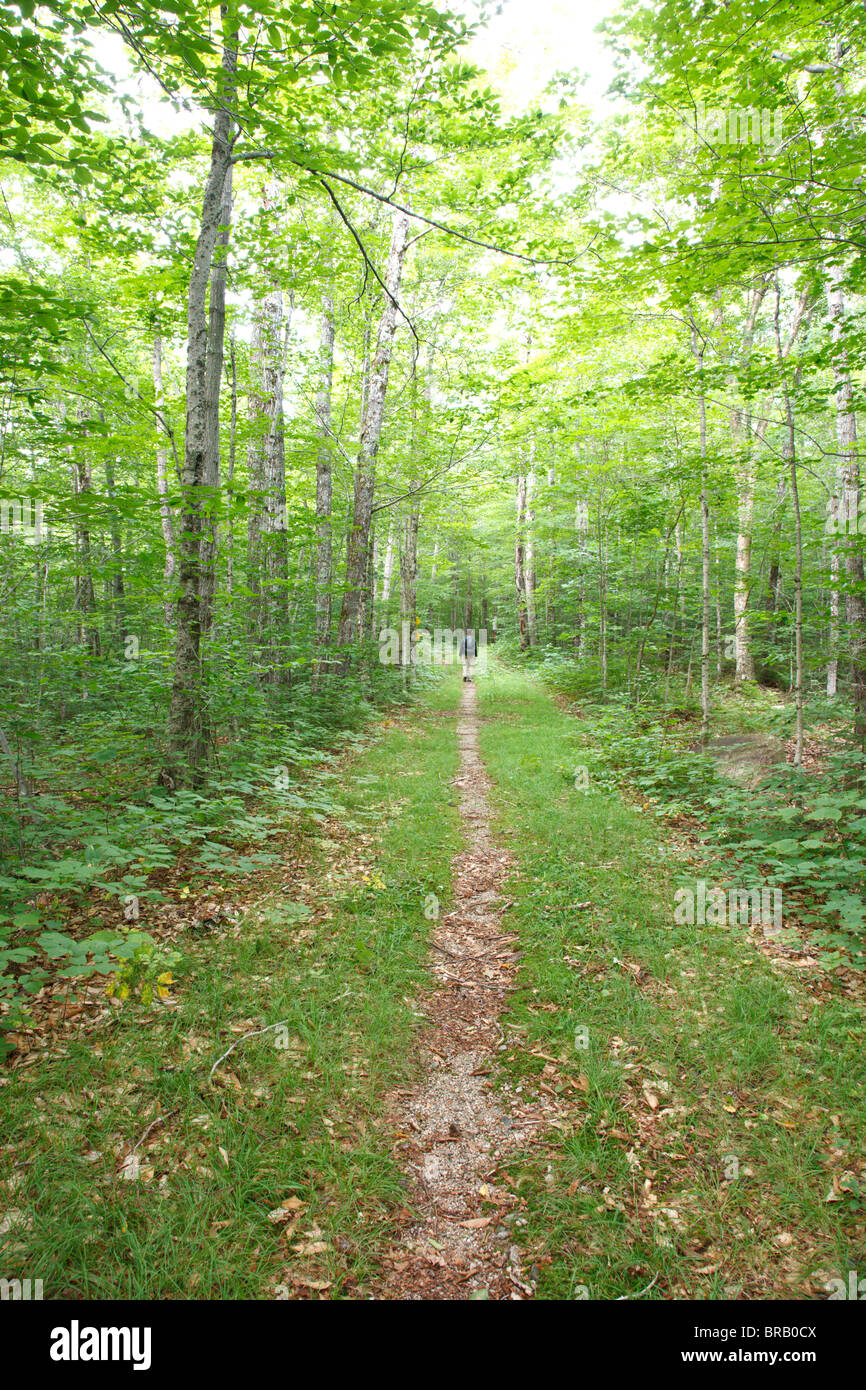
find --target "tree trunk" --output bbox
[199,159,233,639]
[381,516,395,608]
[827,542,839,696]
[515,472,529,650]
[691,323,710,741]
[312,290,335,688]
[336,212,410,663]
[103,454,126,648]
[399,510,419,672]
[596,482,607,694]
[70,404,99,660]
[827,268,866,739]
[730,280,768,681]
[524,456,538,647]
[153,333,177,624]
[247,282,291,673]
[166,18,236,781]
[225,331,237,597]
[733,461,756,680]
[775,275,804,765]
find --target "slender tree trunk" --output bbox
[714,521,723,678]
[524,451,538,647]
[336,212,410,663]
[597,483,607,694]
[827,268,866,739]
[103,455,126,648]
[225,331,237,597]
[199,159,233,640]
[515,472,529,650]
[153,334,177,624]
[399,510,419,672]
[358,527,376,677]
[247,283,290,670]
[381,516,395,609]
[752,287,812,679]
[775,277,804,765]
[788,408,804,767]
[730,281,768,680]
[312,290,335,688]
[691,323,710,741]
[166,15,237,781]
[734,460,756,680]
[71,416,99,659]
[763,472,787,650]
[827,543,839,696]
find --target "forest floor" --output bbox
[371,680,545,1300]
[1,663,865,1299]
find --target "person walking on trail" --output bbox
[459,630,477,682]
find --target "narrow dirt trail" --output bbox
[373,680,543,1300]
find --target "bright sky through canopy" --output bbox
[465,0,620,109]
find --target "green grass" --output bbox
[0,677,461,1299]
[5,661,864,1301]
[477,663,866,1300]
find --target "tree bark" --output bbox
[826,267,866,738]
[247,279,291,674]
[381,515,395,609]
[691,323,710,741]
[166,15,236,780]
[103,454,126,648]
[524,454,538,647]
[199,159,233,640]
[399,509,419,672]
[515,472,529,650]
[312,289,336,688]
[225,331,237,597]
[336,212,410,663]
[775,275,804,766]
[153,334,177,624]
[730,280,769,681]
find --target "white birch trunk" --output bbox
[152,334,177,623]
[336,212,410,657]
[312,290,336,687]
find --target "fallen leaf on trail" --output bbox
[118,1153,141,1181]
[825,1173,857,1202]
[287,1273,332,1291]
[642,1084,659,1111]
[459,1217,493,1229]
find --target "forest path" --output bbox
[373,678,543,1300]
